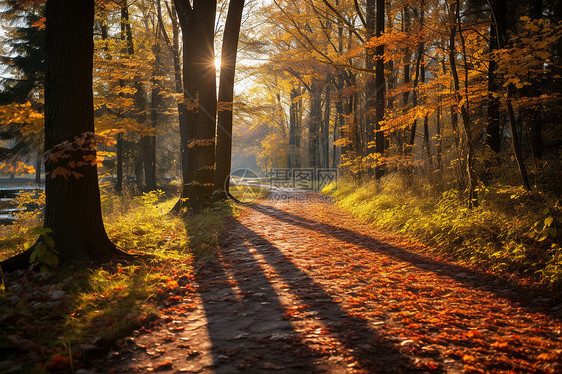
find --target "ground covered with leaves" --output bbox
[89,192,561,374]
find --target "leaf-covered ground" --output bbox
[90,192,560,373]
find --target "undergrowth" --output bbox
[326,174,562,286]
[0,188,238,373]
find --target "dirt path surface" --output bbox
[92,193,562,373]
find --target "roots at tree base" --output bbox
[0,236,133,272]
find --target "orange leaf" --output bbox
[31,17,46,30]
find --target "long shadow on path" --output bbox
[197,219,421,373]
[248,202,562,321]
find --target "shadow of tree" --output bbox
[195,219,419,372]
[248,202,561,321]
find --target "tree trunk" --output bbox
[374,0,385,179]
[214,0,245,198]
[528,0,543,161]
[334,78,344,169]
[401,6,412,155]
[419,12,431,168]
[488,0,531,190]
[142,14,162,193]
[322,82,331,168]
[436,103,442,173]
[486,0,505,153]
[309,80,322,168]
[141,69,157,191]
[115,3,135,193]
[35,152,41,185]
[365,0,376,151]
[2,0,123,272]
[449,0,478,207]
[172,0,217,207]
[162,2,187,193]
[288,87,300,168]
[407,47,423,154]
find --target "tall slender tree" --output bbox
[214,0,246,198]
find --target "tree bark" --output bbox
[115,3,135,193]
[374,0,385,179]
[171,0,217,208]
[214,0,245,198]
[365,0,376,151]
[407,47,423,154]
[288,87,301,168]
[193,0,217,204]
[449,0,478,207]
[528,0,543,161]
[485,0,505,153]
[309,80,322,168]
[322,81,331,168]
[143,10,163,193]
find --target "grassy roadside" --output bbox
[0,190,239,373]
[324,175,562,287]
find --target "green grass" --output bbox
[0,188,238,373]
[326,175,562,286]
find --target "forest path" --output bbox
[93,192,561,373]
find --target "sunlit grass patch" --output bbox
[229,185,269,203]
[329,175,562,285]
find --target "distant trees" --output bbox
[0,1,45,182]
[250,0,562,204]
[94,0,180,194]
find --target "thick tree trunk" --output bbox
[172,0,216,208]
[2,0,123,272]
[214,0,245,198]
[193,0,217,204]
